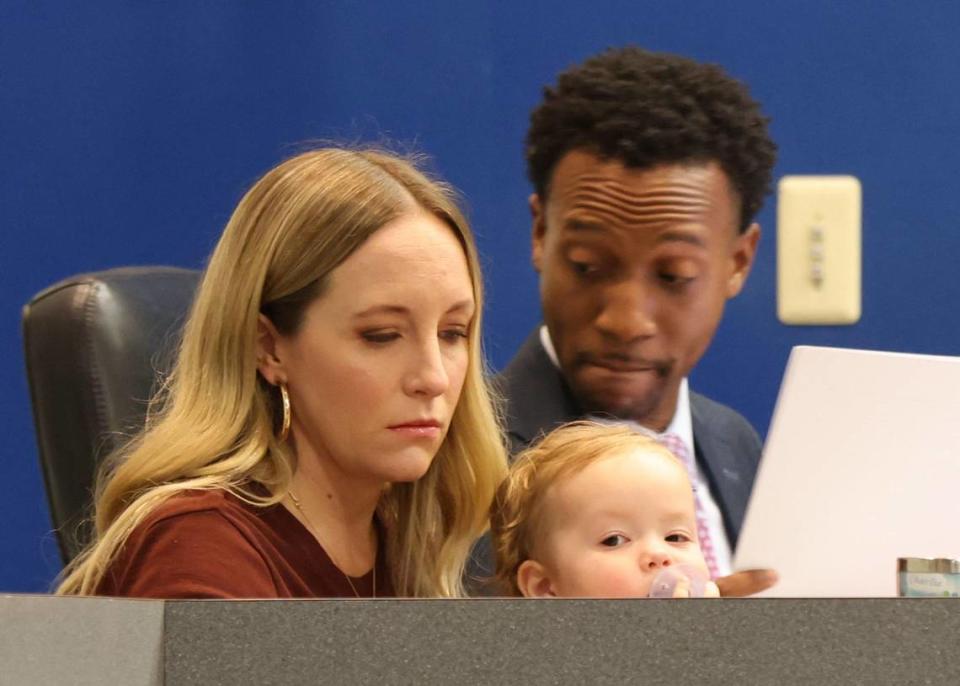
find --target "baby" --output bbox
[490,421,720,598]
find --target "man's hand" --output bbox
[715,569,778,597]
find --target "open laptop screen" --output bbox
[733,345,960,597]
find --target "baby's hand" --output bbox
[669,577,719,598]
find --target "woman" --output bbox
[56,148,507,598]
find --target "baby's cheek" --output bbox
[684,548,710,577]
[578,560,650,598]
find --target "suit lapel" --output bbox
[496,329,582,455]
[691,392,748,548]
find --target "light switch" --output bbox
[777,175,861,325]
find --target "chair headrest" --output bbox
[22,266,201,563]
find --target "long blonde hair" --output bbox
[57,148,507,597]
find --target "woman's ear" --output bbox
[256,313,286,385]
[516,559,557,598]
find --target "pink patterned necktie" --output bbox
[659,433,720,580]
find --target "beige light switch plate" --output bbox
[777,175,861,325]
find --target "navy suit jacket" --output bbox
[497,329,762,548]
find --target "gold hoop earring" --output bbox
[278,382,291,443]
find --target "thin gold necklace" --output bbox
[287,490,375,598]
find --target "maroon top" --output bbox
[96,488,394,599]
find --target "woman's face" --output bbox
[266,210,475,486]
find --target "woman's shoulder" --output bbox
[99,487,281,599]
[146,488,253,523]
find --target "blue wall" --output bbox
[4,2,959,591]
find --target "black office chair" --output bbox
[22,266,201,564]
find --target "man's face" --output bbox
[531,150,759,431]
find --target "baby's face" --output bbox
[528,448,708,597]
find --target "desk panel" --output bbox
[3,596,956,684]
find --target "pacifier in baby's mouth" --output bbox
[647,564,710,598]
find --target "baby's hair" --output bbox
[489,420,680,596]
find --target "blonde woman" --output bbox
[57,148,507,598]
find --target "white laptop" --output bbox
[732,345,960,597]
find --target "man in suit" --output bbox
[497,46,777,596]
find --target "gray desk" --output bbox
[2,595,957,684]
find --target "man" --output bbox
[497,46,777,596]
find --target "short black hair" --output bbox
[526,47,777,231]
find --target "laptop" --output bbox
[732,345,960,597]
